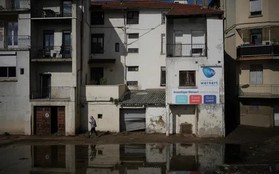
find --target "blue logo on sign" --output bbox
[203,67,215,78]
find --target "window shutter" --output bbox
[250,0,261,12]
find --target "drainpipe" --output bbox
[166,104,170,136]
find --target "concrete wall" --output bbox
[146,107,166,133]
[86,84,127,101]
[0,12,31,134]
[88,103,120,132]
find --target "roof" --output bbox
[120,89,165,107]
[92,1,223,16]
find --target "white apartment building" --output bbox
[0,0,90,135]
[165,3,225,137]
[0,0,31,134]
[86,1,225,137]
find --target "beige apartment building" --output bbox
[212,0,279,127]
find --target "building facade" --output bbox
[0,0,31,134]
[165,4,225,137]
[218,0,279,127]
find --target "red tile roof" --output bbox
[92,1,223,16]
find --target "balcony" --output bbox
[31,46,72,61]
[239,84,279,98]
[31,86,74,100]
[167,44,206,57]
[86,84,127,102]
[0,35,30,50]
[0,0,30,11]
[237,44,279,59]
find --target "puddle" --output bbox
[0,143,277,174]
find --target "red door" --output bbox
[35,107,51,135]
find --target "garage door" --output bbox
[120,109,146,132]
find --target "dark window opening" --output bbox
[98,114,102,119]
[91,11,104,25]
[90,67,104,85]
[0,67,16,77]
[115,43,119,52]
[20,68,24,75]
[127,66,139,71]
[128,33,139,39]
[127,81,138,86]
[179,71,196,86]
[127,11,139,24]
[92,34,104,54]
[161,66,166,86]
[128,48,138,53]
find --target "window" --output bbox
[127,66,139,71]
[161,13,166,24]
[128,48,138,53]
[161,34,166,54]
[20,68,24,75]
[90,67,104,85]
[127,81,138,86]
[250,0,261,16]
[179,71,196,86]
[0,67,16,77]
[192,31,205,56]
[128,33,139,39]
[161,66,166,86]
[250,64,263,85]
[98,114,102,119]
[91,11,104,25]
[8,22,18,47]
[127,11,139,24]
[115,43,119,52]
[43,30,54,57]
[250,29,262,45]
[62,0,72,17]
[92,34,104,54]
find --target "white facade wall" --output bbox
[91,10,166,89]
[0,12,31,135]
[146,107,166,133]
[166,17,225,137]
[88,103,120,132]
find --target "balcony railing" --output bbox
[237,44,279,58]
[239,84,279,98]
[31,86,74,100]
[0,0,30,10]
[167,44,206,57]
[31,46,72,59]
[0,35,30,49]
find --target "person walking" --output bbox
[89,116,98,138]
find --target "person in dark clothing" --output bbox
[89,116,98,137]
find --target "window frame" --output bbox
[179,71,196,87]
[0,67,16,78]
[91,33,104,54]
[127,48,138,53]
[160,66,166,86]
[91,11,104,25]
[127,81,138,86]
[250,0,262,16]
[127,66,139,71]
[127,11,139,24]
[128,33,139,39]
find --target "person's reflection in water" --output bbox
[90,145,96,161]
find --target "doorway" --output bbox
[40,73,51,98]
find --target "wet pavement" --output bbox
[0,143,278,174]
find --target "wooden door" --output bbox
[35,107,51,135]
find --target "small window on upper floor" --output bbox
[91,34,104,54]
[128,33,139,39]
[127,66,139,71]
[179,71,196,87]
[128,48,138,53]
[0,67,16,78]
[91,11,104,25]
[250,0,262,16]
[161,13,166,24]
[127,11,139,24]
[160,66,166,86]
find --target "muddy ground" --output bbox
[1,125,279,173]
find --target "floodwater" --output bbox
[0,143,277,174]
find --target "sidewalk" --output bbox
[1,125,279,146]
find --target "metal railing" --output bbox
[31,86,74,100]
[0,0,30,10]
[0,35,30,49]
[31,46,72,59]
[239,84,279,97]
[32,8,72,18]
[237,44,279,58]
[167,44,206,57]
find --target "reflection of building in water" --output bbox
[86,143,224,174]
[30,145,75,174]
